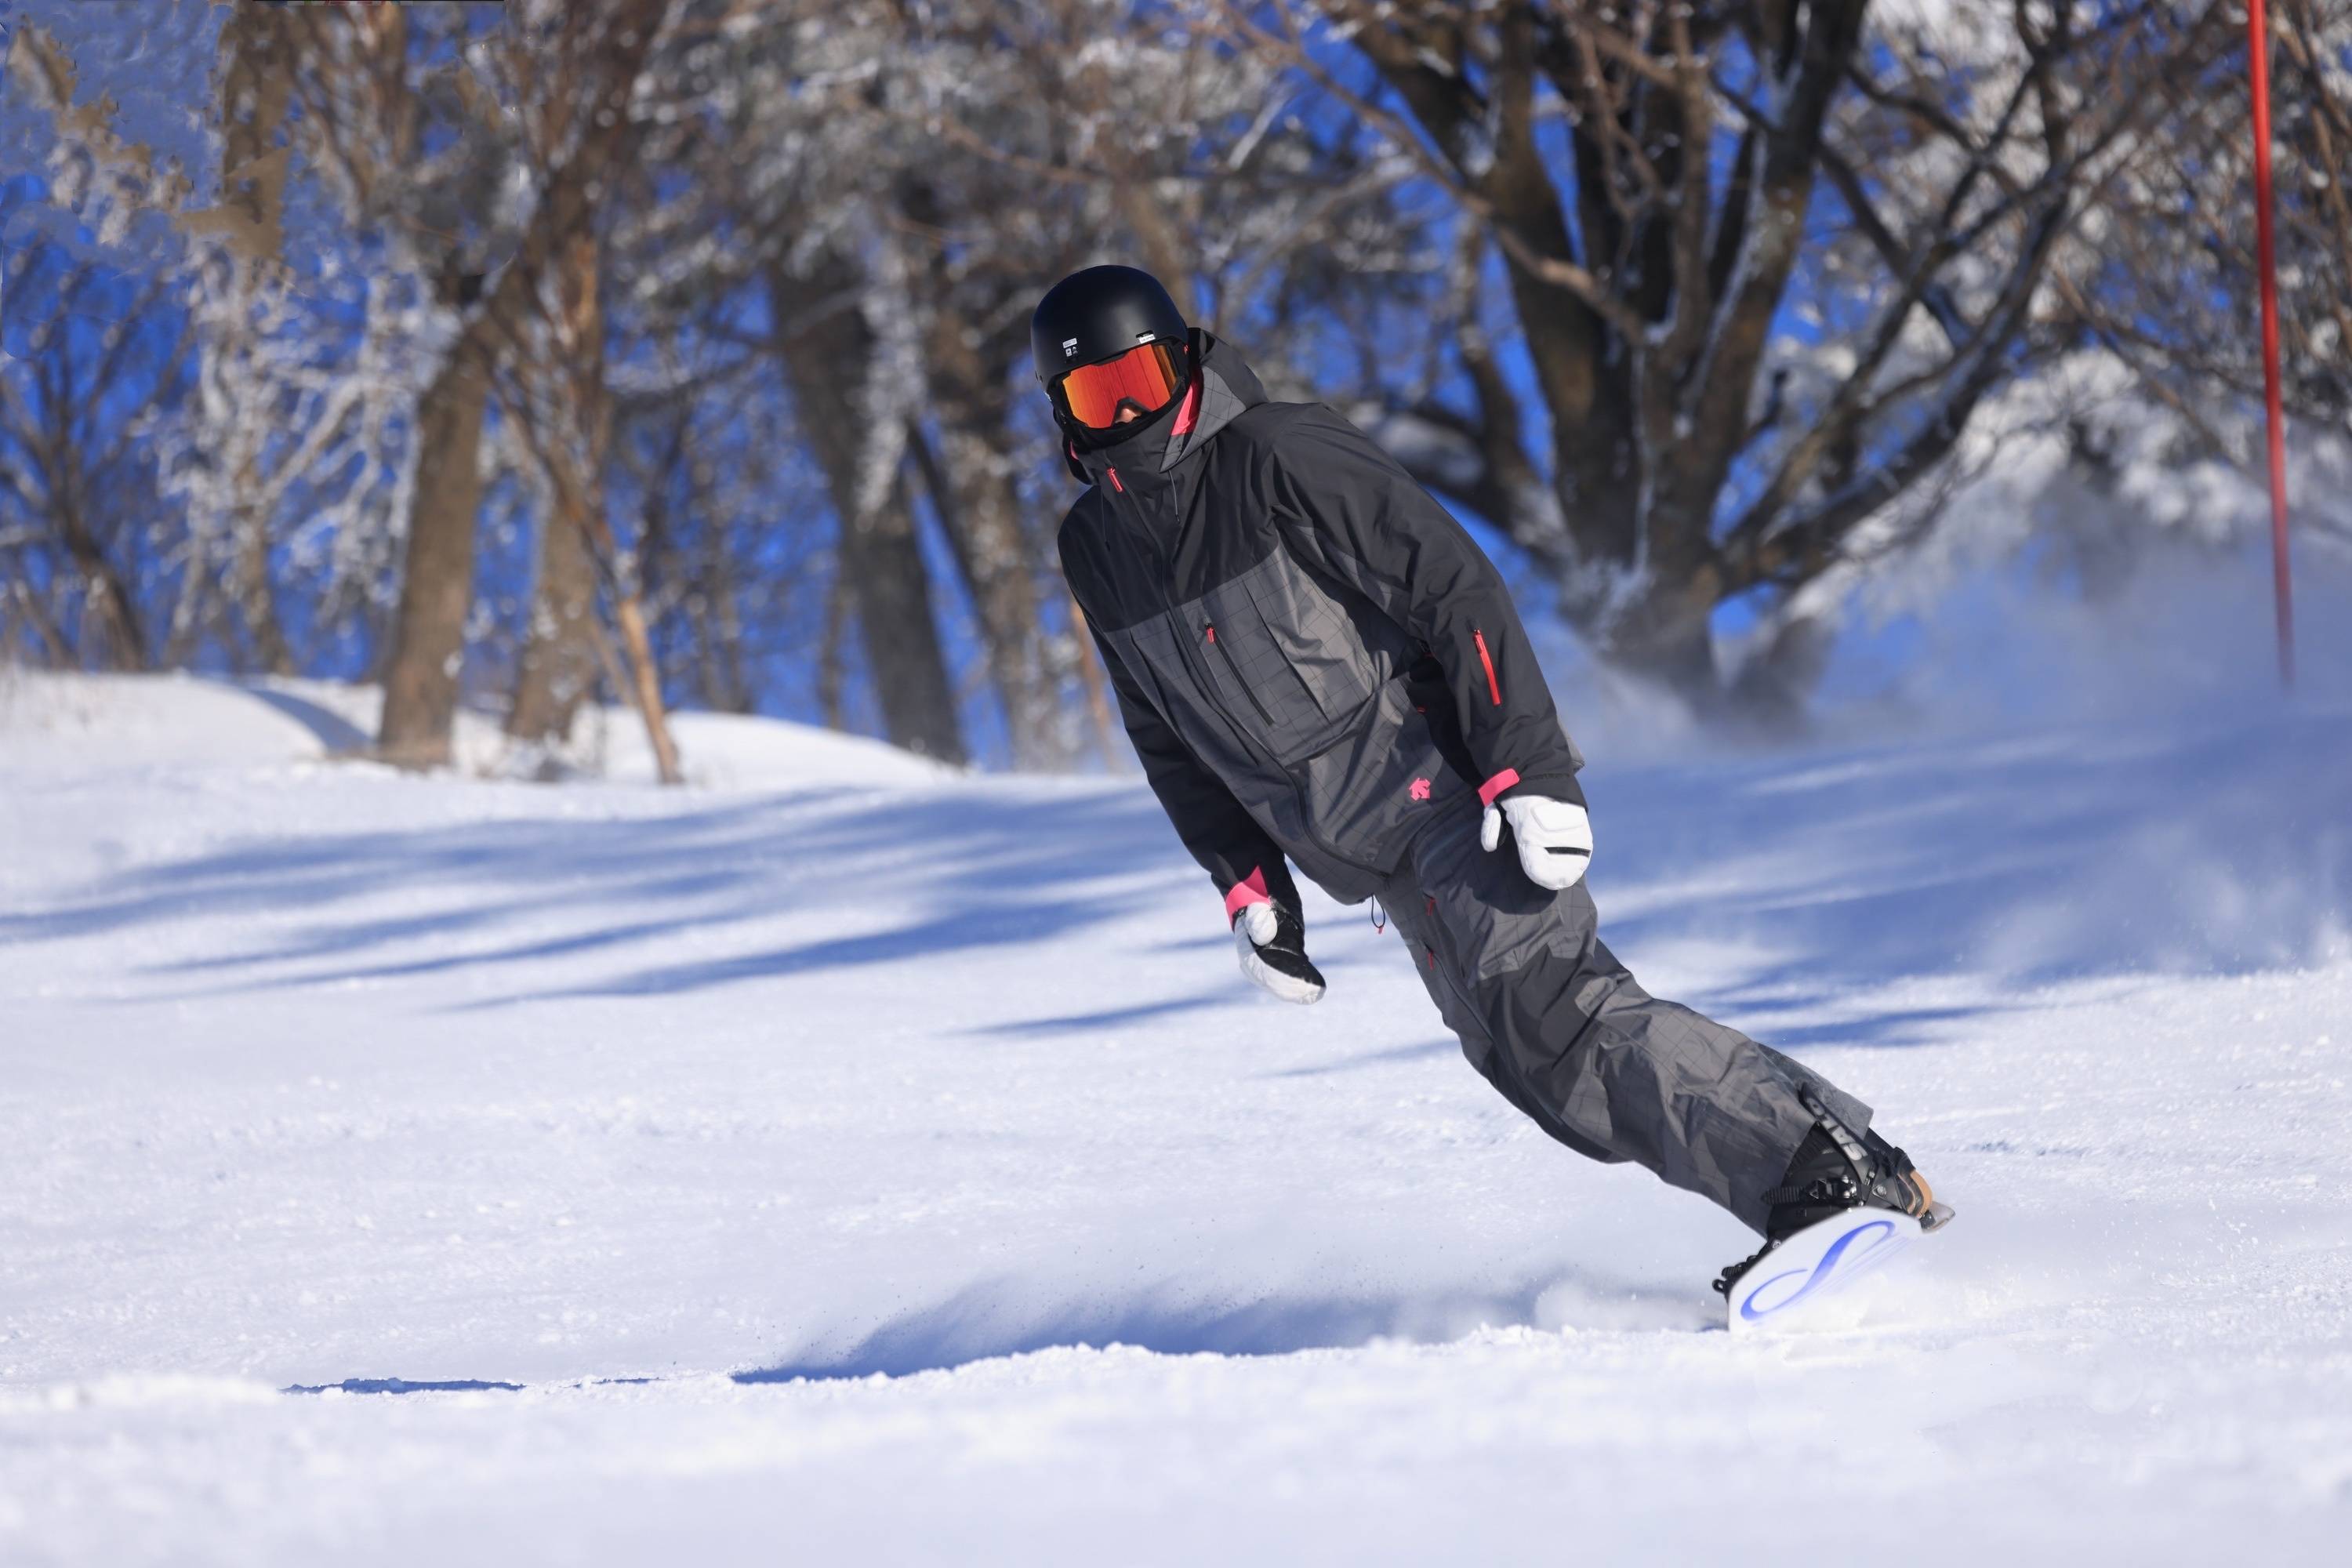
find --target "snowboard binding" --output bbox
[1714,1091,1955,1330]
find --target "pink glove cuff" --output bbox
[1477,768,1521,808]
[1224,866,1273,920]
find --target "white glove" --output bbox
[1233,900,1327,1004]
[1480,793,1592,891]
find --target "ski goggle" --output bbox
[1052,340,1187,428]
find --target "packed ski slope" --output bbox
[2,670,2347,1565]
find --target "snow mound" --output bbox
[0,670,954,789]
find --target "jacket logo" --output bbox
[1062,337,1079,359]
[1408,778,1432,801]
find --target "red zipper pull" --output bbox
[1204,625,1215,644]
[1106,466,1123,492]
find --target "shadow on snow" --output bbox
[5,704,2345,1029]
[733,1269,1702,1384]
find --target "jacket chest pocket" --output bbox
[1195,559,1377,761]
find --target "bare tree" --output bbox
[1,19,205,671]
[606,335,819,723]
[1210,0,2234,719]
[795,0,1429,765]
[2070,0,2352,415]
[165,0,299,674]
[0,242,191,670]
[288,0,681,772]
[586,0,1432,768]
[623,5,975,763]
[16,0,2284,759]
[764,247,969,764]
[498,238,606,752]
[282,2,486,762]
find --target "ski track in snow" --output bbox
[1,672,2348,1564]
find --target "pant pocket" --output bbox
[1412,810,1592,988]
[1386,884,1494,1069]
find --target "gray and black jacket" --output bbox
[1060,335,1584,916]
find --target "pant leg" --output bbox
[1383,807,1871,1235]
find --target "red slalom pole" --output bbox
[2248,0,2295,688]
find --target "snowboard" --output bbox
[1723,1203,1954,1334]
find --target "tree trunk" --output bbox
[909,421,1065,770]
[1726,612,1833,737]
[378,0,669,770]
[817,576,850,732]
[216,0,295,677]
[1587,560,1730,716]
[377,325,491,768]
[505,464,601,746]
[1600,612,1725,715]
[51,487,149,671]
[1065,593,1123,770]
[5,575,72,666]
[233,515,292,676]
[833,468,967,764]
[566,532,684,786]
[608,590,683,785]
[766,261,965,764]
[696,548,753,713]
[891,180,1065,768]
[506,230,604,747]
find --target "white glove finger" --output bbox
[1506,797,1592,891]
[1518,836,1588,891]
[1237,900,1279,947]
[1479,804,1502,854]
[1233,922,1324,1004]
[1240,947,1325,1004]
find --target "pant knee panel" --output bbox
[1385,807,1873,1229]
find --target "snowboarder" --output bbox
[1036,265,1951,1302]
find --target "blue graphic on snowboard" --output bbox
[1725,1208,1940,1333]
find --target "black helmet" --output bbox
[1030,264,1188,385]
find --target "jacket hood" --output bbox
[1064,330,1268,485]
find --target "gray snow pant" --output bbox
[1379,808,1872,1236]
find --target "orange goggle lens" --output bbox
[1055,341,1185,428]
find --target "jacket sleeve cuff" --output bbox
[1477,766,1585,809]
[1223,866,1274,921]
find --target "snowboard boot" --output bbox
[1713,1092,1954,1300]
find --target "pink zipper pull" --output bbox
[1106,466,1123,492]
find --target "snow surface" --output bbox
[2,670,2348,1565]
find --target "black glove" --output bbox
[1232,899,1327,1004]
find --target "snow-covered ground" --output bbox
[2,669,2347,1565]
